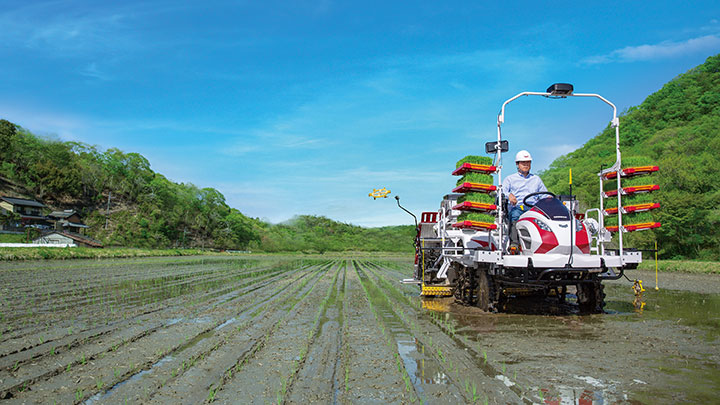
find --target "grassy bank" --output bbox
[0,247,414,261]
[2,247,714,275]
[0,247,230,261]
[637,260,720,274]
[0,233,28,243]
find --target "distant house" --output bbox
[47,210,89,233]
[34,231,103,248]
[0,196,50,231]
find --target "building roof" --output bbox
[1,196,45,208]
[49,210,78,219]
[38,230,103,248]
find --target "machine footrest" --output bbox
[452,201,498,213]
[452,163,498,176]
[452,182,497,193]
[604,184,659,198]
[451,220,497,230]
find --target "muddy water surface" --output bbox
[424,277,720,404]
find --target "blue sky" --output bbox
[1,1,719,226]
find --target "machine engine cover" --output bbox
[515,198,590,255]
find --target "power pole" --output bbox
[104,192,112,230]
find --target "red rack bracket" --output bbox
[604,202,660,216]
[452,163,498,176]
[606,222,661,233]
[452,182,497,193]
[603,165,659,180]
[603,184,659,198]
[452,201,498,212]
[623,222,661,232]
[451,220,497,231]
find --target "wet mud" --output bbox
[1,256,718,403]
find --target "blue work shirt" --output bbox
[502,171,547,208]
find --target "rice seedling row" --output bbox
[4,255,710,403]
[2,261,329,403]
[0,260,296,351]
[358,261,539,403]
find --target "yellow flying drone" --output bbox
[369,187,391,200]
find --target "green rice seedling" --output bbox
[76,389,83,402]
[345,365,349,391]
[604,191,654,208]
[96,379,104,390]
[208,386,217,402]
[66,363,72,372]
[456,155,493,168]
[457,192,495,204]
[457,212,496,223]
[604,211,655,226]
[12,361,20,372]
[457,172,494,186]
[603,155,657,191]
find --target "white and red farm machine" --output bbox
[402,84,661,313]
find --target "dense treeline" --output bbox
[0,122,414,252]
[251,215,415,253]
[541,54,720,260]
[0,121,260,249]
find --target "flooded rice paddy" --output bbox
[0,256,718,404]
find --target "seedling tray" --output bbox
[451,220,497,231]
[452,201,498,213]
[452,182,497,193]
[452,163,498,176]
[603,165,659,180]
[604,184,659,198]
[606,222,661,233]
[604,202,660,215]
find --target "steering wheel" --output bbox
[522,191,556,208]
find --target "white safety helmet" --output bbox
[515,150,532,162]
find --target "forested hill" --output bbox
[541,54,720,260]
[0,121,414,252]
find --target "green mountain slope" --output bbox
[541,54,720,260]
[0,121,414,252]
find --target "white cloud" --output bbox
[583,35,720,65]
[79,62,112,81]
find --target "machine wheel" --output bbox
[475,269,493,312]
[577,281,605,313]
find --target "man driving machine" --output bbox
[502,150,548,251]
